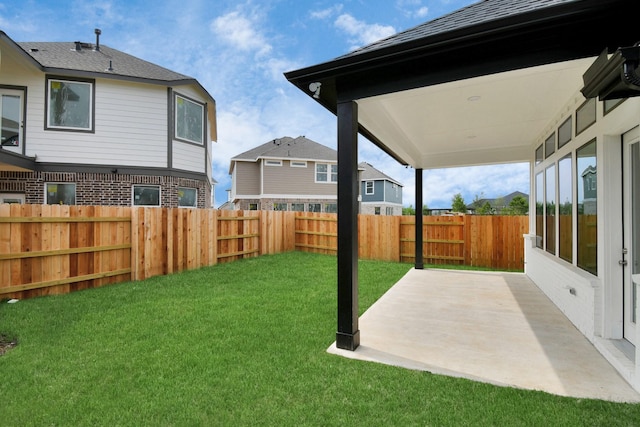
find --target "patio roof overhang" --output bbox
[285,0,638,169]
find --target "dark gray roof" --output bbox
[231,136,337,163]
[17,41,193,82]
[467,191,529,208]
[358,162,402,186]
[340,0,578,58]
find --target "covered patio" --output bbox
[328,268,640,402]
[286,0,640,395]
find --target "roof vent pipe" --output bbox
[74,41,82,51]
[94,28,101,51]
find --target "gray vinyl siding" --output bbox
[385,180,402,204]
[361,179,402,204]
[361,180,385,202]
[235,162,260,195]
[263,160,336,196]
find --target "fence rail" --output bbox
[1,205,527,299]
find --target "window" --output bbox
[0,193,24,204]
[374,207,381,215]
[386,207,394,215]
[248,203,258,210]
[576,98,596,135]
[46,183,76,205]
[175,94,204,144]
[558,154,573,262]
[604,98,625,115]
[308,203,321,212]
[365,181,374,195]
[316,163,338,183]
[1,90,22,147]
[291,203,305,212]
[324,203,337,213]
[577,139,597,275]
[535,172,544,249]
[558,117,572,149]
[273,203,287,211]
[178,187,197,208]
[133,185,160,206]
[535,145,543,165]
[545,132,555,158]
[265,160,282,166]
[46,77,93,131]
[290,161,307,168]
[545,165,556,255]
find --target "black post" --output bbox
[415,168,424,269]
[336,100,360,350]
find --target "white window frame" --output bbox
[0,193,25,204]
[365,180,374,195]
[178,187,198,208]
[265,160,282,166]
[290,161,307,168]
[174,93,204,145]
[45,183,76,205]
[132,185,161,207]
[46,77,94,131]
[316,163,338,183]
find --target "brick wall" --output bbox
[0,171,211,208]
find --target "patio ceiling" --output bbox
[355,57,595,169]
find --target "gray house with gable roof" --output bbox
[0,30,216,208]
[359,162,402,215]
[228,136,402,213]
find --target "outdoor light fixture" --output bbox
[309,82,321,99]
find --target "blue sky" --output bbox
[1,0,529,208]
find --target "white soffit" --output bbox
[356,57,596,169]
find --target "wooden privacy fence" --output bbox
[0,206,295,300]
[295,212,528,270]
[1,205,527,300]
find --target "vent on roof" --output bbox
[94,28,101,51]
[73,41,93,51]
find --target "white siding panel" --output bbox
[173,141,205,173]
[24,79,168,167]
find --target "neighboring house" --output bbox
[229,136,402,214]
[467,191,529,214]
[0,30,216,208]
[286,0,640,392]
[358,162,403,215]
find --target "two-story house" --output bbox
[228,136,402,214]
[0,30,216,208]
[358,162,403,215]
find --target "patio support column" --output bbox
[336,100,360,351]
[415,168,424,269]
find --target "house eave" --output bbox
[0,149,37,172]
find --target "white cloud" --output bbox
[334,13,396,49]
[211,10,272,57]
[310,4,343,20]
[414,6,429,18]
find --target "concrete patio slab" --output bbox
[328,268,640,403]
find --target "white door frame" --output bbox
[623,128,639,346]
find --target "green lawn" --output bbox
[1,251,638,426]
